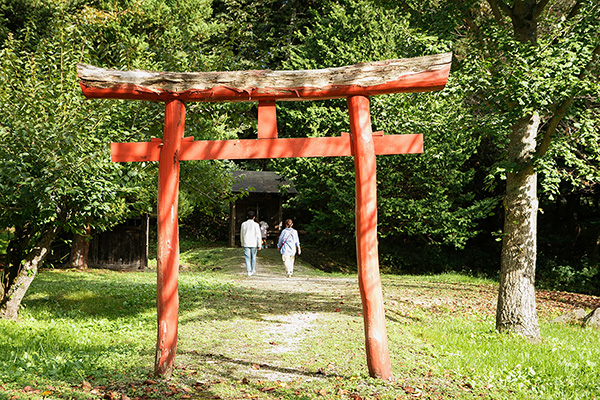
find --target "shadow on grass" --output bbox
[23,269,363,324]
[180,350,340,380]
[22,271,159,320]
[178,278,363,326]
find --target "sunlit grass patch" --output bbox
[0,317,152,396]
[403,307,600,399]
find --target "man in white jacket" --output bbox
[240,211,262,276]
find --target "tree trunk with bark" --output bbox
[496,113,541,340]
[0,226,59,320]
[488,0,545,340]
[70,226,91,270]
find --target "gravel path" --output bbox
[218,248,361,381]
[233,248,357,294]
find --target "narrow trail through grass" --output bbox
[176,248,363,383]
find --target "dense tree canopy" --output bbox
[391,0,600,337]
[0,0,236,319]
[269,0,495,272]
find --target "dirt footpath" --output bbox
[191,248,362,382]
[234,248,358,295]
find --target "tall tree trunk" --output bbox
[0,226,58,321]
[496,113,541,340]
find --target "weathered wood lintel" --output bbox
[78,53,452,102]
[110,132,423,162]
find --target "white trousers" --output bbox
[282,254,295,275]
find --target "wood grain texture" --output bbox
[77,52,452,102]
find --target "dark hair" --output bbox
[285,219,293,228]
[247,210,255,219]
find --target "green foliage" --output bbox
[0,0,245,319]
[538,105,600,208]
[276,156,357,249]
[0,0,238,243]
[439,0,600,199]
[373,92,496,249]
[453,4,599,119]
[270,0,488,269]
[179,160,238,221]
[210,0,330,70]
[73,0,220,71]
[1,0,598,298]
[398,0,600,285]
[0,18,154,238]
[537,258,599,296]
[0,230,10,255]
[282,0,451,77]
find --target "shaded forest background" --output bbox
[1,0,599,296]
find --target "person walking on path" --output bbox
[241,211,262,276]
[277,219,301,278]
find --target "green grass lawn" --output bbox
[0,243,599,399]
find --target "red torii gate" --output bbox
[77,52,452,380]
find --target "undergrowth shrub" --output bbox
[537,257,599,296]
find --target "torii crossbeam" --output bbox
[77,52,452,380]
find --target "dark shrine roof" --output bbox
[232,171,297,194]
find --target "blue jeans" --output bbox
[243,247,258,274]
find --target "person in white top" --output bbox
[277,219,301,278]
[240,211,262,276]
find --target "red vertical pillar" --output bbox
[347,95,392,380]
[155,99,185,377]
[257,100,278,139]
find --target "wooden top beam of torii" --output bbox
[77,52,452,380]
[77,52,452,103]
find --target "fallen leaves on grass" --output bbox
[21,386,39,394]
[536,289,600,317]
